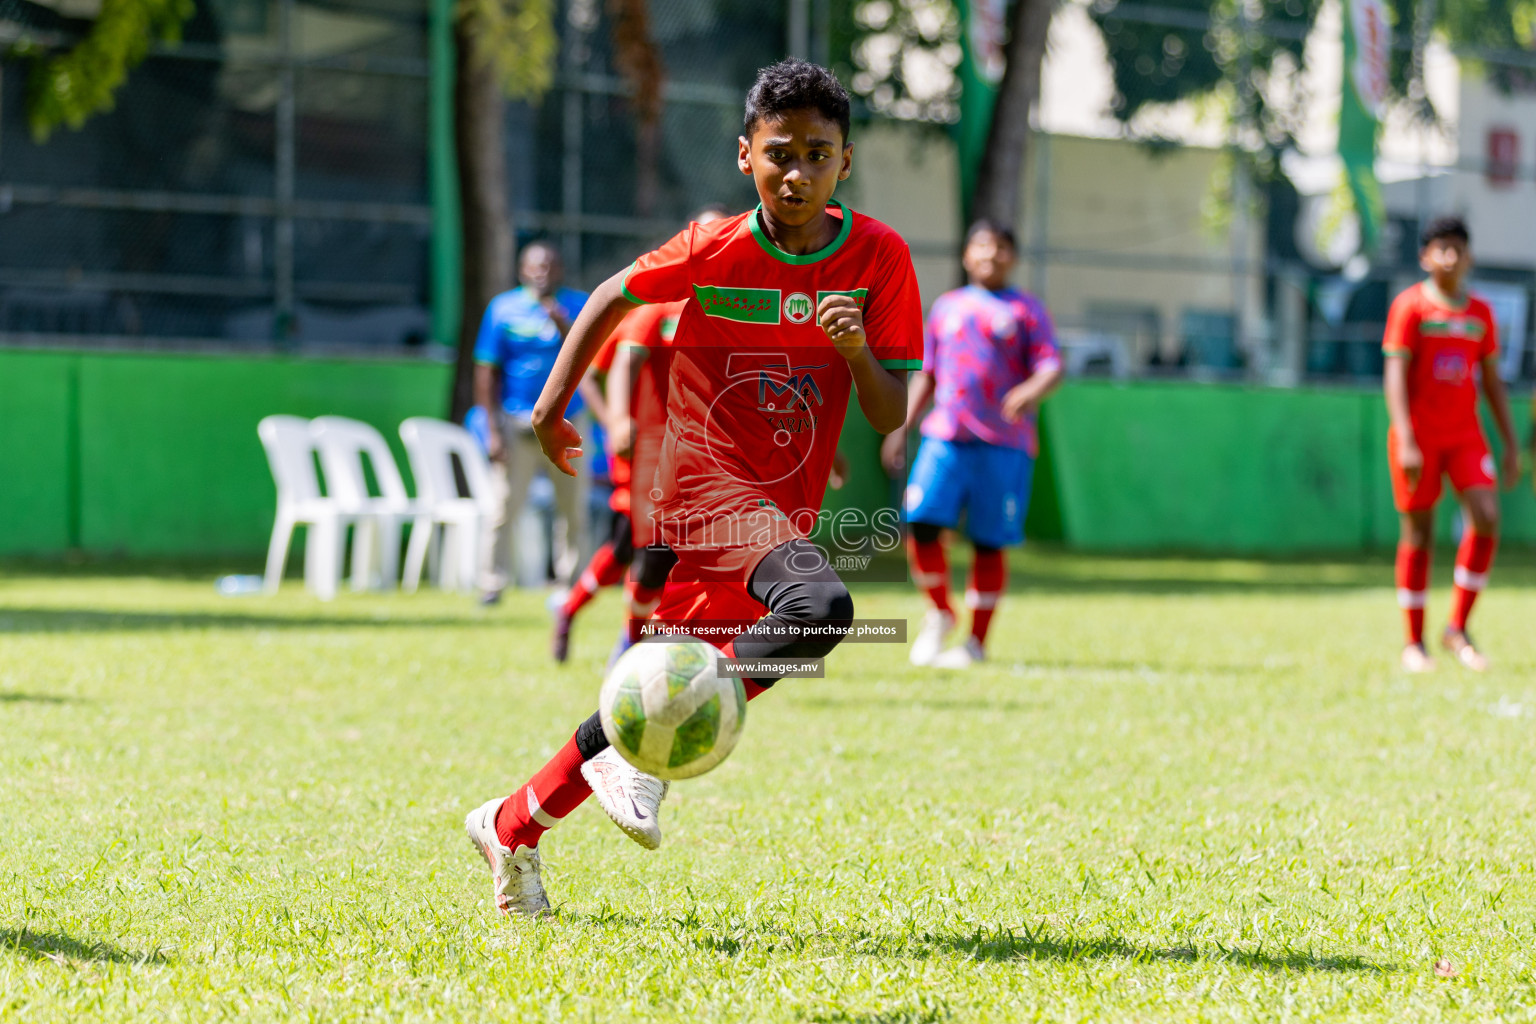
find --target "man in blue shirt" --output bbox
[474,240,605,602]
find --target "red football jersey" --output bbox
[1382,282,1498,446]
[621,202,923,578]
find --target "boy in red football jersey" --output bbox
[1384,217,1517,673]
[464,60,922,915]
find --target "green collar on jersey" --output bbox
[750,200,853,265]
[1422,279,1469,312]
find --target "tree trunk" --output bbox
[608,0,666,218]
[450,22,515,422]
[971,0,1054,230]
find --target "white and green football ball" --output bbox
[598,637,746,780]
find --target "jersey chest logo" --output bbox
[784,293,814,323]
[1431,351,1470,385]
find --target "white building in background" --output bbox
[852,0,1533,379]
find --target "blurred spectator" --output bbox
[474,240,604,603]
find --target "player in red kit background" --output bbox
[462,60,921,916]
[551,206,728,665]
[1384,217,1517,673]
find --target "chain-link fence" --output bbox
[1,0,433,349]
[3,0,1535,385]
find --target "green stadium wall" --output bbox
[1040,379,1536,552]
[3,356,1532,559]
[2,350,451,558]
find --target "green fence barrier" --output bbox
[0,351,75,555]
[6,357,1534,559]
[4,351,451,558]
[1044,379,1535,552]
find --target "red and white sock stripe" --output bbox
[523,785,559,828]
[964,588,1001,609]
[1452,566,1488,592]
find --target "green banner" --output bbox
[1339,0,1389,252]
[692,285,781,324]
[952,0,1007,224]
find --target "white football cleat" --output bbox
[932,636,985,669]
[1400,643,1435,674]
[909,608,955,666]
[464,797,551,917]
[581,747,668,850]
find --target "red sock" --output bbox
[1449,530,1497,632]
[908,535,951,614]
[1395,542,1430,646]
[967,548,1006,645]
[625,577,664,641]
[563,543,626,617]
[494,736,591,851]
[721,640,770,700]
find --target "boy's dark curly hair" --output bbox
[966,218,1018,250]
[1420,216,1470,249]
[743,59,851,144]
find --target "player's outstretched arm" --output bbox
[880,372,934,475]
[1480,355,1520,486]
[1001,363,1064,423]
[531,270,638,476]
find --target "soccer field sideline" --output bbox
[3,554,1536,1021]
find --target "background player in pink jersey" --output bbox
[882,220,1062,668]
[1384,217,1517,673]
[462,60,921,916]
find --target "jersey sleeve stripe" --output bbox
[878,358,923,369]
[620,261,646,305]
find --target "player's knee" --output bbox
[801,581,854,656]
[819,584,855,630]
[910,522,943,545]
[636,545,676,590]
[1474,501,1500,536]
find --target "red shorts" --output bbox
[646,574,770,647]
[1388,428,1496,512]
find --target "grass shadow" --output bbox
[0,927,170,965]
[596,909,1400,976]
[569,908,1397,975]
[1010,658,1275,676]
[0,607,517,634]
[0,692,78,704]
[808,1011,949,1024]
[789,695,1049,715]
[934,925,1397,973]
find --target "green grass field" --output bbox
[4,550,1536,1022]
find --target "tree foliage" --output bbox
[838,0,965,123]
[1090,0,1536,151]
[23,0,195,141]
[455,0,557,98]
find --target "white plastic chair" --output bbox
[258,414,355,600]
[310,416,417,592]
[398,417,498,593]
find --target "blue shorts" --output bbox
[903,438,1034,549]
